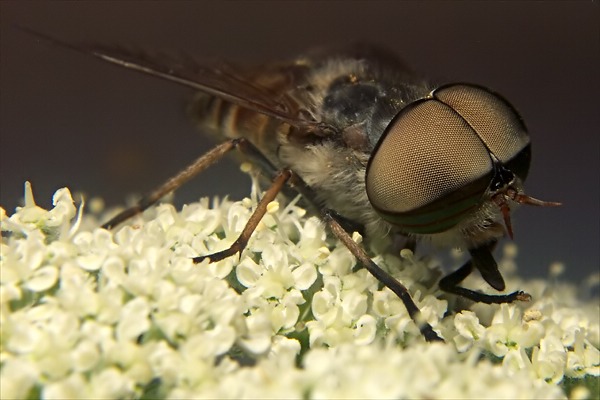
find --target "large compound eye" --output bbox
[365,84,531,234]
[433,85,530,173]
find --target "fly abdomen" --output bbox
[189,93,284,158]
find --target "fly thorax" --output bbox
[321,78,383,125]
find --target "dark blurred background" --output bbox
[1,2,598,282]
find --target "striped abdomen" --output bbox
[190,94,288,163]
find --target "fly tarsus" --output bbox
[438,248,532,304]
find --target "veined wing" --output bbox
[19,27,331,132]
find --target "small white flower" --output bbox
[566,329,600,378]
[531,336,567,383]
[453,310,486,352]
[87,367,136,399]
[319,246,355,277]
[47,187,77,229]
[311,277,341,324]
[291,262,318,290]
[116,297,151,341]
[295,216,328,262]
[24,265,58,292]
[5,314,46,354]
[181,325,236,359]
[237,312,273,355]
[43,372,87,400]
[485,304,545,357]
[354,314,377,345]
[269,336,301,366]
[235,256,262,288]
[268,296,301,333]
[71,339,101,372]
[4,184,80,247]
[0,358,39,399]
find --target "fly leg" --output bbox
[285,176,442,341]
[193,169,291,263]
[323,211,443,342]
[102,138,269,230]
[439,242,531,304]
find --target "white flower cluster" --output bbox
[1,183,598,399]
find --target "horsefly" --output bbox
[22,29,561,342]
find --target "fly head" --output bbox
[365,84,560,248]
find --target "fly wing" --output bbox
[20,27,327,131]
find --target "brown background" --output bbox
[1,1,598,283]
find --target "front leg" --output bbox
[439,242,531,304]
[193,169,292,263]
[323,211,443,342]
